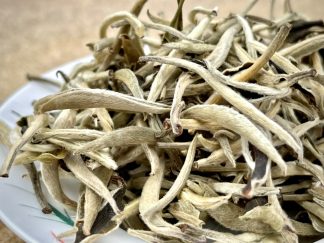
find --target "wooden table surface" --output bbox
[0,0,322,242]
[0,222,23,243]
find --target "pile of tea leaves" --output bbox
[1,0,324,242]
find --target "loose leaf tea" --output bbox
[1,0,324,242]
